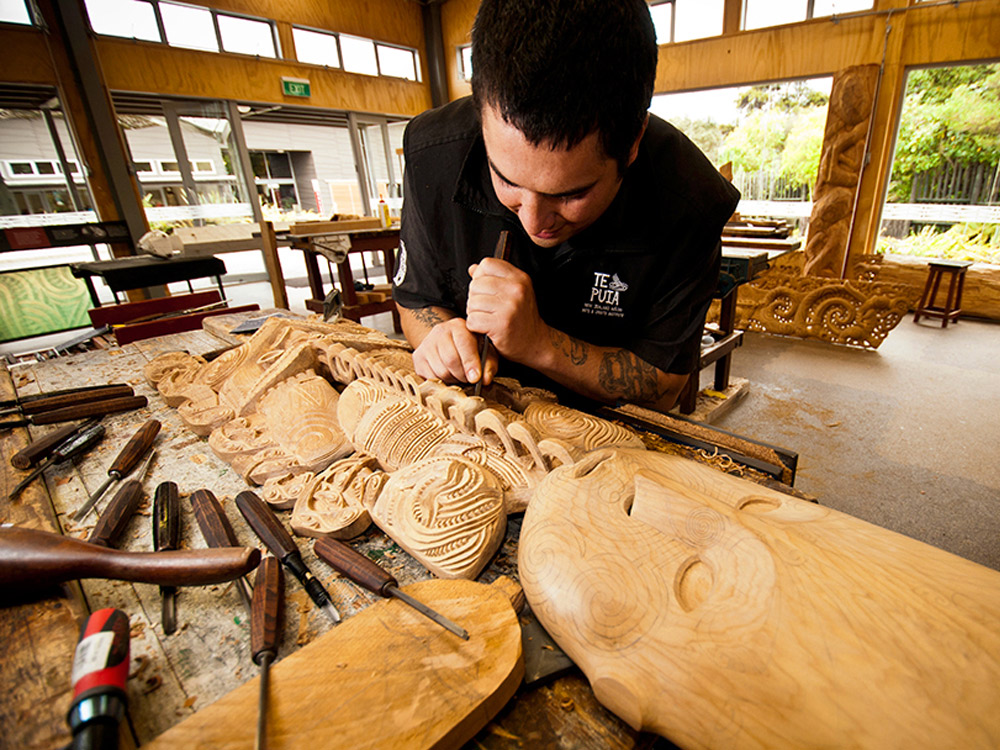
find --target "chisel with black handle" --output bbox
[153,481,180,634]
[7,421,106,501]
[9,419,98,470]
[190,488,254,616]
[236,490,341,625]
[0,525,261,596]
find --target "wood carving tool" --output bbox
[0,395,148,430]
[251,556,283,750]
[7,421,106,501]
[235,490,341,625]
[0,525,261,595]
[66,607,130,750]
[153,481,181,635]
[474,230,511,398]
[74,419,161,521]
[314,538,469,640]
[0,383,134,416]
[9,418,99,470]
[87,452,155,548]
[189,488,255,616]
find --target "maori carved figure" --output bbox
[519,448,1000,749]
[290,456,386,539]
[367,455,506,579]
[803,65,879,278]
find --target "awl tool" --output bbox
[8,421,105,501]
[87,452,155,548]
[251,556,283,750]
[314,538,469,639]
[73,419,161,521]
[190,488,254,616]
[236,490,341,625]
[473,230,511,398]
[153,481,180,635]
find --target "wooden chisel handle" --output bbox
[88,479,144,548]
[18,385,134,415]
[29,396,148,425]
[314,538,396,597]
[0,526,261,596]
[190,489,242,548]
[108,419,161,477]
[10,422,82,470]
[251,556,284,665]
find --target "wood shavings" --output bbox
[487,724,522,741]
[560,698,575,711]
[142,675,163,694]
[183,696,197,709]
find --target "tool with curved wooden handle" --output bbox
[0,526,261,596]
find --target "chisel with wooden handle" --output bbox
[7,421,106,502]
[252,556,283,750]
[0,383,132,415]
[0,395,148,430]
[236,490,341,625]
[0,525,261,596]
[473,230,511,397]
[87,452,155,548]
[190,488,254,616]
[153,481,181,634]
[73,419,160,521]
[9,419,99,470]
[314,537,469,639]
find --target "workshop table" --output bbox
[70,255,228,306]
[0,324,673,750]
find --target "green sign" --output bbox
[281,78,311,98]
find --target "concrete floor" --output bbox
[706,316,1000,572]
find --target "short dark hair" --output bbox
[471,0,657,174]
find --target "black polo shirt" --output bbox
[393,97,740,384]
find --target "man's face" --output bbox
[481,105,634,248]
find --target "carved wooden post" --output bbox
[803,65,879,278]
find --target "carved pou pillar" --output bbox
[803,64,879,278]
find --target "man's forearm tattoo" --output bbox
[549,328,588,365]
[412,307,445,328]
[598,350,664,403]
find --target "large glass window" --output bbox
[1,0,33,24]
[878,63,1000,265]
[85,0,160,41]
[160,2,218,52]
[217,14,276,58]
[675,0,724,42]
[341,35,379,77]
[745,0,873,30]
[377,44,417,81]
[293,27,341,68]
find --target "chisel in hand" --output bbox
[8,421,106,501]
[87,452,155,548]
[189,489,254,616]
[314,538,469,639]
[73,419,161,521]
[235,490,341,625]
[251,556,283,750]
[153,481,180,635]
[473,229,511,397]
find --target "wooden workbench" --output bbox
[0,325,670,750]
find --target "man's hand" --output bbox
[466,258,548,366]
[397,305,496,385]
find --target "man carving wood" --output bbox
[392,0,740,412]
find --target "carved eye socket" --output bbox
[674,555,714,613]
[737,495,781,514]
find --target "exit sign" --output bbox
[281,77,311,98]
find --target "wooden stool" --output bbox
[912,259,973,328]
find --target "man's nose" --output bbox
[517,193,556,235]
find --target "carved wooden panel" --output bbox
[519,448,1000,748]
[290,455,385,538]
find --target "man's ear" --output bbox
[627,114,650,168]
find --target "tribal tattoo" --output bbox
[598,349,666,403]
[412,307,446,328]
[549,328,589,366]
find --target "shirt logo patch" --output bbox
[582,271,627,319]
[392,239,408,287]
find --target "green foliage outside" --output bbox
[887,64,1000,203]
[877,223,1000,264]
